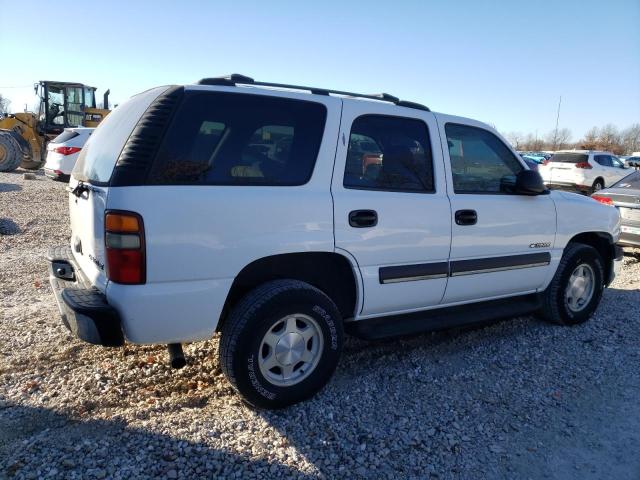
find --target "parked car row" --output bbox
[538,150,631,194]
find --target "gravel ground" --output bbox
[1,169,639,480]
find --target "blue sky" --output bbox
[1,0,638,139]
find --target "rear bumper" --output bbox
[47,246,124,347]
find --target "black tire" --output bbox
[592,178,604,192]
[0,133,22,172]
[539,243,605,325]
[219,279,344,409]
[20,159,44,170]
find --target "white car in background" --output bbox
[539,150,631,193]
[44,127,94,181]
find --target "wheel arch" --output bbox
[217,252,360,332]
[567,231,616,285]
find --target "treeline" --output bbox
[502,124,640,154]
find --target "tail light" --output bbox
[104,211,145,284]
[591,195,614,206]
[53,146,82,155]
[575,162,592,169]
[541,159,550,166]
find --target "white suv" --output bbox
[539,150,631,193]
[48,75,622,408]
[44,127,94,181]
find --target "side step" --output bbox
[345,294,541,340]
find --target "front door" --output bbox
[332,101,451,317]
[438,118,556,304]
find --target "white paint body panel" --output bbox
[434,113,556,303]
[332,101,451,315]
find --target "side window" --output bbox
[148,93,327,186]
[445,123,523,194]
[343,115,434,193]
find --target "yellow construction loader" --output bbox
[0,81,110,172]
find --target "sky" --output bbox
[1,0,638,140]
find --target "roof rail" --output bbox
[196,74,430,111]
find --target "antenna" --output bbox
[553,96,562,150]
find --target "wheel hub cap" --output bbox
[258,314,323,387]
[565,263,595,312]
[275,332,305,365]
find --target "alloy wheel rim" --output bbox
[258,314,323,387]
[565,263,595,312]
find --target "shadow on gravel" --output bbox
[0,183,22,193]
[0,218,20,235]
[0,403,315,479]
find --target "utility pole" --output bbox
[553,96,562,150]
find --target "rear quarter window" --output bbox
[147,92,327,186]
[72,86,170,184]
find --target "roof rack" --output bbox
[196,74,430,112]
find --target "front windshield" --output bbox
[47,86,65,125]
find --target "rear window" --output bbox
[550,153,588,163]
[612,171,640,189]
[72,86,169,184]
[147,92,327,186]
[52,130,79,144]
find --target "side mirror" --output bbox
[515,169,548,195]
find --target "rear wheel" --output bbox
[219,279,344,409]
[592,178,604,192]
[539,243,605,325]
[0,133,22,172]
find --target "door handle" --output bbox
[455,209,477,226]
[349,210,378,228]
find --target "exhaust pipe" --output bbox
[167,343,186,369]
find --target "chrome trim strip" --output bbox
[381,273,448,284]
[450,261,549,277]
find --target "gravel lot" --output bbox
[1,169,639,480]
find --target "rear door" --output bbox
[68,86,169,291]
[438,118,556,304]
[332,101,451,317]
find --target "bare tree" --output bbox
[597,124,623,154]
[504,131,524,150]
[579,127,600,150]
[0,93,11,114]
[621,124,640,154]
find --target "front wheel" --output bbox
[219,279,344,409]
[539,243,605,325]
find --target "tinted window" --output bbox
[445,124,523,194]
[148,93,327,186]
[52,130,79,144]
[595,155,612,167]
[73,86,169,184]
[550,153,589,163]
[612,171,640,189]
[343,115,434,192]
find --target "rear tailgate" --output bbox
[68,86,170,292]
[548,153,589,184]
